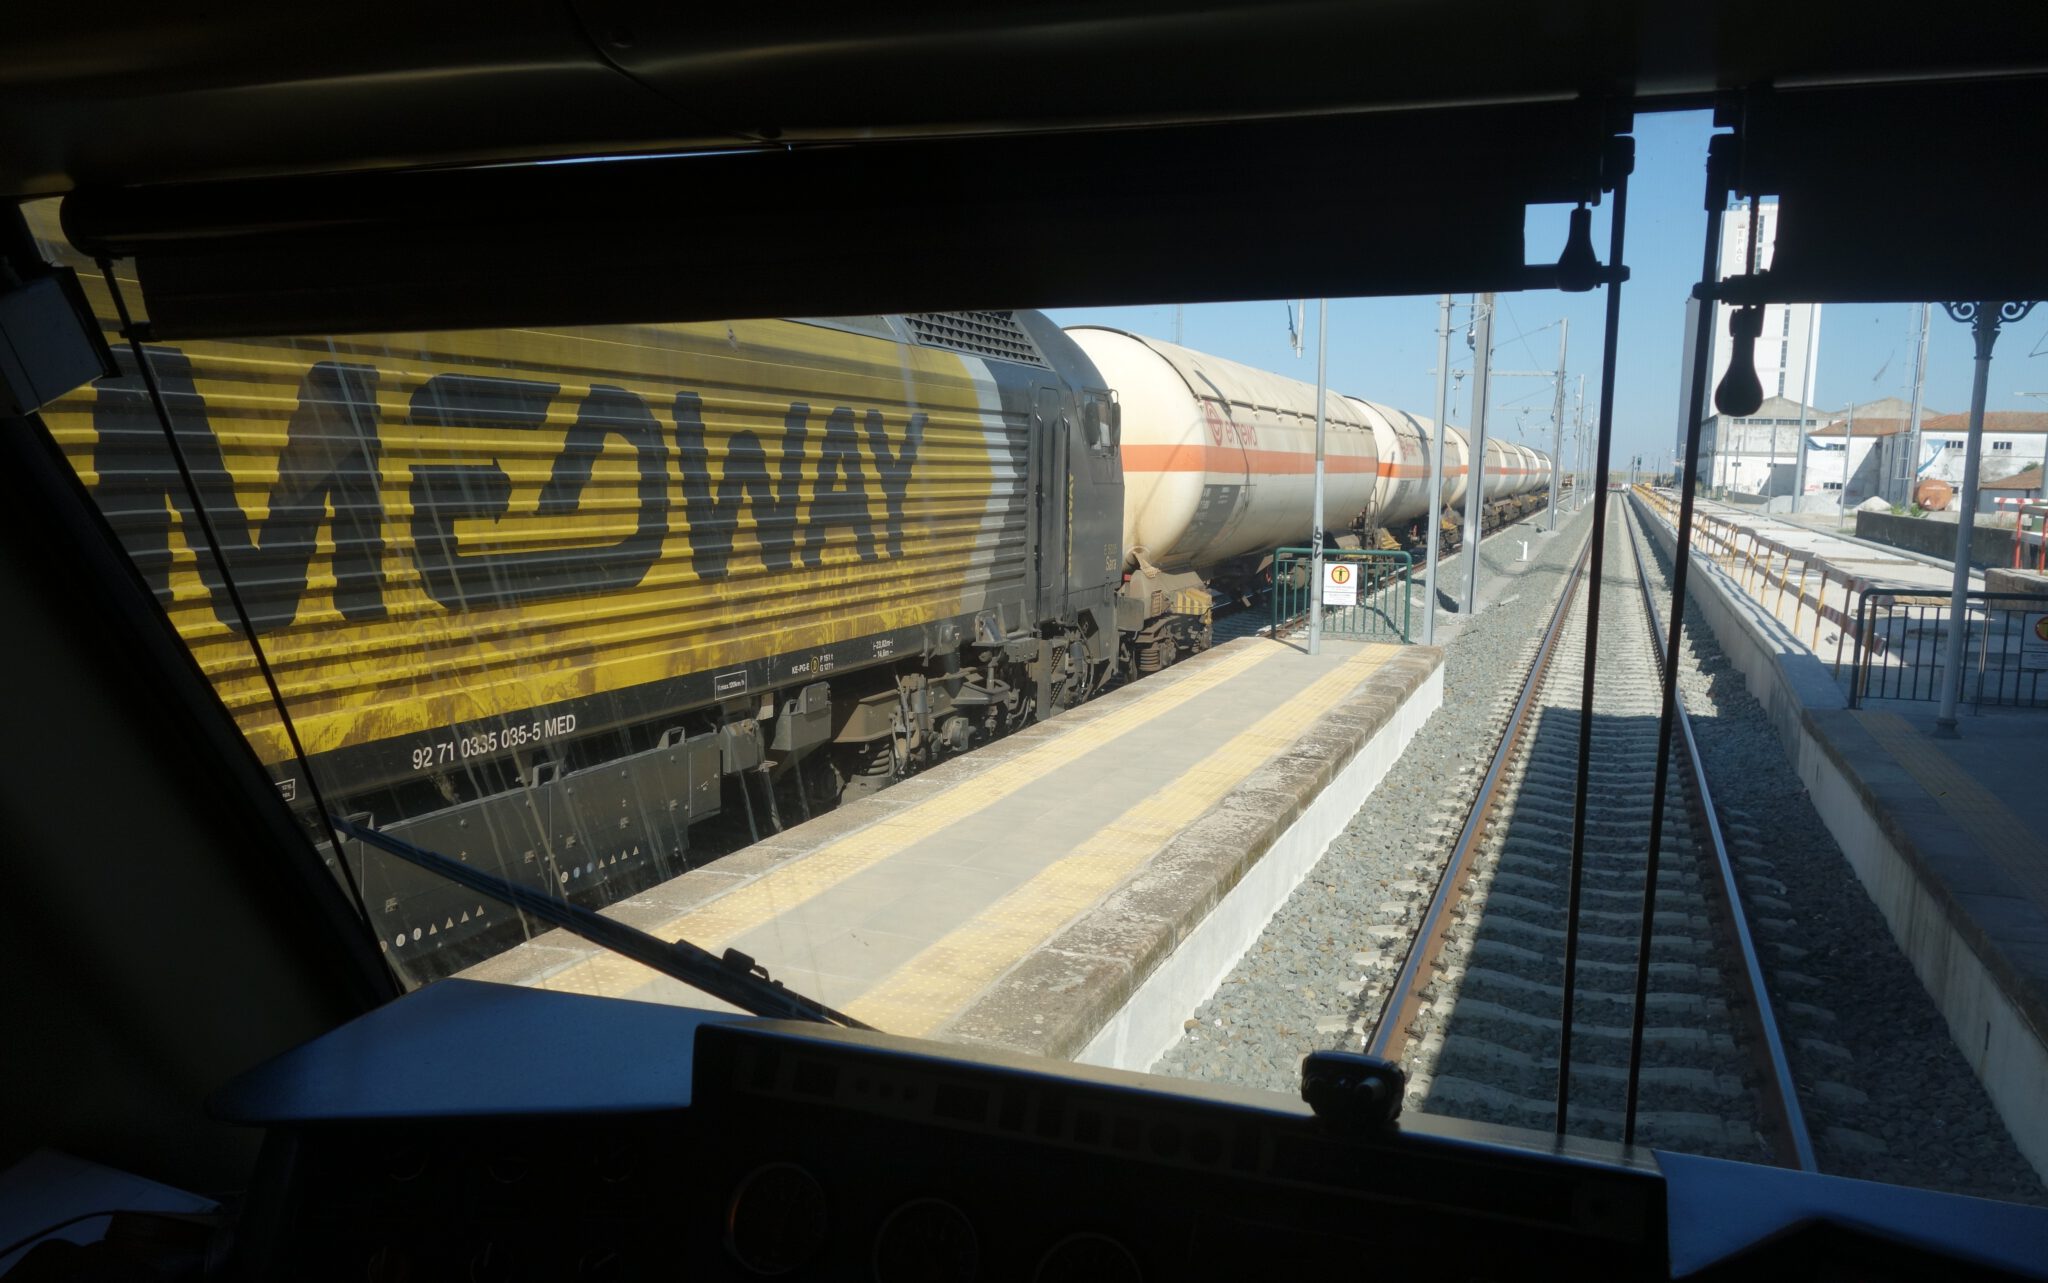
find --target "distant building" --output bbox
[1981,465,2044,505]
[1698,395,1825,496]
[1802,408,2044,507]
[1676,199,1824,487]
[1802,414,1908,506]
[1914,411,2048,489]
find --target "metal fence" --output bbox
[1636,486,1876,676]
[1270,547,1413,642]
[1850,590,2048,709]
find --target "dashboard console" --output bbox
[212,980,2046,1281]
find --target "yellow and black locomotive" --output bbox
[37,216,1125,969]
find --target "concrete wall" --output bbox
[1985,568,2048,596]
[1856,511,2014,568]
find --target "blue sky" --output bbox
[1045,111,2048,474]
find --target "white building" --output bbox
[1799,406,2040,508]
[1677,199,1825,484]
[1698,396,1825,496]
[1801,416,1905,506]
[1913,411,2048,489]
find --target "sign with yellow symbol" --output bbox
[1323,561,1359,607]
[2022,612,2048,671]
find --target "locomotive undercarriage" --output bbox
[335,608,1114,978]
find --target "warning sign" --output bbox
[2021,612,2048,671]
[1323,561,1359,607]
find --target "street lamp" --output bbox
[1933,300,2037,737]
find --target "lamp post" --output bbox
[1548,319,1568,531]
[1308,298,1329,656]
[1424,295,1452,644]
[1791,303,1818,509]
[1458,294,1494,615]
[1933,300,2036,738]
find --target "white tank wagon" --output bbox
[1343,403,1553,549]
[1064,327,1380,574]
[1346,398,1435,529]
[1443,425,1474,510]
[1062,325,1553,672]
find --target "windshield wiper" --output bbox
[331,816,873,1029]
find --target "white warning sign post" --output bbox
[1323,561,1359,607]
[2021,612,2048,671]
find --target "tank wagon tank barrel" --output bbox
[1066,324,1552,661]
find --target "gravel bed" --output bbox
[1150,501,1594,1088]
[1630,500,2047,1205]
[1155,491,2047,1206]
[1399,514,1765,1160]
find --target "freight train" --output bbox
[33,213,1549,968]
[1072,327,1552,667]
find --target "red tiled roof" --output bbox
[1980,466,2044,490]
[1919,411,2048,434]
[1809,418,1907,438]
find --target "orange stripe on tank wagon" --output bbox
[1119,444,1378,475]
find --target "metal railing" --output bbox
[2010,501,2048,572]
[1850,590,2048,710]
[1635,487,1875,676]
[1270,547,1413,642]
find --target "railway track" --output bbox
[1366,497,1815,1166]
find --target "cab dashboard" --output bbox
[195,981,2042,1282]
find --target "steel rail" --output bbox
[1620,495,1818,1171]
[1365,531,1594,1063]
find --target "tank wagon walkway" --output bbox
[464,636,1442,1068]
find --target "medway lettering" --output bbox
[675,397,924,580]
[91,348,386,633]
[673,393,809,581]
[83,348,930,626]
[804,406,876,567]
[409,383,670,609]
[864,408,924,559]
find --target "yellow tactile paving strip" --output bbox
[846,645,1393,1034]
[534,641,1284,997]
[1857,711,2048,914]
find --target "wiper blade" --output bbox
[331,816,873,1029]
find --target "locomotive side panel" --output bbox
[36,241,1063,805]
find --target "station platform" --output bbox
[1695,500,1988,595]
[1634,491,2048,1181]
[461,635,1443,1071]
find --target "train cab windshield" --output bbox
[14,87,2048,1249]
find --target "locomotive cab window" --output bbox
[1082,390,1120,452]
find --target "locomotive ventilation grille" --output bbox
[904,312,1050,367]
